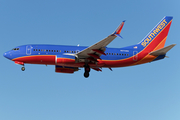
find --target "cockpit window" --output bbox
[12,48,20,51]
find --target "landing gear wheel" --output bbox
[84,64,90,78]
[84,72,89,78]
[21,67,25,71]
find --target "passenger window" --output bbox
[33,49,35,51]
[41,49,43,51]
[59,50,61,52]
[44,49,46,52]
[49,50,51,52]
[114,53,116,55]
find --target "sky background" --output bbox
[1,0,180,120]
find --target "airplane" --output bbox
[3,16,176,78]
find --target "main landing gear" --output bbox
[84,64,90,78]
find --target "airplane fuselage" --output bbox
[4,44,162,68]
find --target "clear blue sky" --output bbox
[1,0,180,120]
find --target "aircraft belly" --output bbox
[12,55,56,65]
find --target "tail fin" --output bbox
[138,16,173,51]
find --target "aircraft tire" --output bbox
[21,67,25,71]
[84,72,89,78]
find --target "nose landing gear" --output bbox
[14,61,25,71]
[84,64,90,78]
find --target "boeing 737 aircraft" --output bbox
[3,16,176,78]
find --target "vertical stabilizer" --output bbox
[138,16,173,51]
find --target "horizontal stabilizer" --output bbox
[149,44,176,56]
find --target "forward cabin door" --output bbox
[26,45,32,55]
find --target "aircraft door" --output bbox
[133,51,138,61]
[26,45,32,55]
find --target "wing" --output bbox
[76,21,125,60]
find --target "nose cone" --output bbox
[3,52,7,58]
[3,51,12,60]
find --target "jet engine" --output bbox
[55,65,79,74]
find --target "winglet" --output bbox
[112,20,125,38]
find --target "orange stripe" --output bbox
[141,20,172,51]
[152,36,167,51]
[132,36,168,65]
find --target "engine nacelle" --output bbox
[55,65,79,74]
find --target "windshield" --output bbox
[12,48,19,51]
